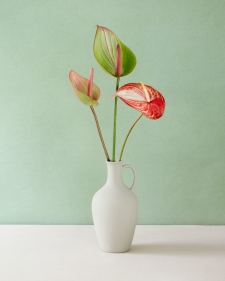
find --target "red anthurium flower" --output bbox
[114,82,165,119]
[69,68,100,106]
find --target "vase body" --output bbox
[92,161,138,253]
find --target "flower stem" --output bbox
[90,106,110,161]
[112,77,120,161]
[119,113,143,161]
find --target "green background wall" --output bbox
[0,0,225,224]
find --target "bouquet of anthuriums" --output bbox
[69,25,165,162]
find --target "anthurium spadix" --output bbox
[93,25,137,77]
[115,83,165,119]
[69,68,100,106]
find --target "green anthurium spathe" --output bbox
[69,68,100,106]
[93,25,137,77]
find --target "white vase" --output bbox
[92,161,138,253]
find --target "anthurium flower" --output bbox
[69,68,100,106]
[115,83,165,119]
[93,25,136,77]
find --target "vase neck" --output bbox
[106,161,123,186]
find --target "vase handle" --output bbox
[122,165,137,193]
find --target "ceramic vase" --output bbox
[92,161,138,253]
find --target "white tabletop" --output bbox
[0,225,225,281]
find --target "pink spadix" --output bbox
[88,68,94,99]
[116,44,122,77]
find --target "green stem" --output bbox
[90,106,110,161]
[119,113,143,161]
[112,77,120,161]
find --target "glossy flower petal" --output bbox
[69,69,100,106]
[115,83,165,119]
[93,25,136,77]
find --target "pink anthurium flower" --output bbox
[69,68,100,106]
[69,68,110,161]
[114,82,165,119]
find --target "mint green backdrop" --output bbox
[0,0,225,224]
